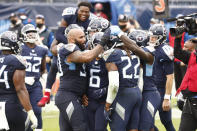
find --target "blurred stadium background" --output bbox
[1,0,197,33]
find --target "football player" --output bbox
[39,2,96,107]
[86,32,109,131]
[0,31,37,131]
[126,30,161,131]
[103,26,142,131]
[20,24,48,131]
[55,28,108,131]
[117,24,175,131]
[56,1,94,44]
[85,18,110,131]
[37,24,82,107]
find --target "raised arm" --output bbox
[120,35,154,64]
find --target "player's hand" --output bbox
[27,110,38,129]
[57,43,64,51]
[93,88,107,99]
[104,107,113,122]
[82,94,88,106]
[99,28,111,47]
[162,99,171,111]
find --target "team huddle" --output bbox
[0,2,175,131]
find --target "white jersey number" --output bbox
[0,65,10,89]
[89,69,100,88]
[121,56,140,79]
[24,56,42,73]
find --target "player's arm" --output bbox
[41,56,47,75]
[120,35,154,64]
[55,18,68,44]
[51,39,59,56]
[163,73,174,111]
[13,69,38,129]
[13,69,32,111]
[105,62,119,111]
[67,45,104,63]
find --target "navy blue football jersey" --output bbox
[154,43,174,87]
[86,58,108,100]
[62,7,97,31]
[57,44,88,96]
[141,46,158,91]
[104,49,140,89]
[0,54,26,101]
[21,44,48,89]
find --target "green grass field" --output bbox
[42,110,181,131]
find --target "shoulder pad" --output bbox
[62,7,77,16]
[145,46,155,52]
[38,44,48,50]
[162,44,174,60]
[64,43,76,52]
[102,49,115,61]
[12,54,27,67]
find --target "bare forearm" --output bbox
[17,88,32,112]
[77,45,103,63]
[165,74,174,95]
[120,35,154,64]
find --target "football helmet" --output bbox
[21,24,38,43]
[128,30,149,47]
[87,18,110,40]
[148,24,166,47]
[0,31,21,54]
[89,32,104,49]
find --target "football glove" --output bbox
[37,89,51,107]
[104,107,113,122]
[27,110,38,129]
[93,88,107,99]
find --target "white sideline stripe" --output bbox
[115,102,125,121]
[66,102,74,121]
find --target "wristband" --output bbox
[164,94,171,100]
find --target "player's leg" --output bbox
[127,87,142,131]
[158,99,175,131]
[5,102,27,131]
[139,90,161,131]
[95,103,108,131]
[87,99,98,131]
[110,88,141,131]
[29,87,43,130]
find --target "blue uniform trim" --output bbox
[65,59,76,70]
[145,64,153,76]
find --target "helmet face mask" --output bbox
[0,31,21,54]
[21,24,38,43]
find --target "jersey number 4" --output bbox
[0,65,10,89]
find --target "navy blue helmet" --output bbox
[89,32,104,49]
[128,30,149,47]
[87,18,110,33]
[148,24,166,46]
[0,31,21,54]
